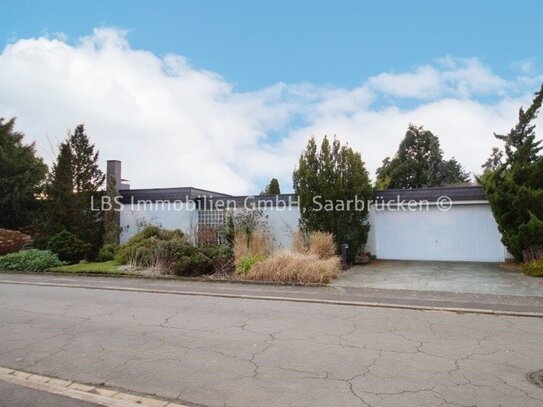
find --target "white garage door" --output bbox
[374,204,505,262]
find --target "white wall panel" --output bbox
[374,204,505,262]
[261,206,301,250]
[119,204,196,244]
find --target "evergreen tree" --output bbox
[293,136,373,261]
[376,124,470,189]
[46,124,105,258]
[68,124,105,258]
[70,125,105,194]
[440,157,471,186]
[482,147,504,172]
[261,178,281,195]
[495,88,543,166]
[0,118,47,228]
[482,82,543,261]
[45,142,75,234]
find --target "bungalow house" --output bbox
[108,160,511,263]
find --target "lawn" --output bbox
[47,261,139,275]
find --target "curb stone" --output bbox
[0,366,189,407]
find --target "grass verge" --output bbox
[47,261,138,275]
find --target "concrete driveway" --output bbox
[333,260,543,297]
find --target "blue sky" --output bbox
[3,0,542,90]
[1,1,542,193]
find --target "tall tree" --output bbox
[46,125,105,258]
[68,124,105,258]
[495,89,543,166]
[45,142,75,234]
[481,147,504,173]
[376,124,470,189]
[0,118,47,228]
[70,125,105,194]
[293,136,373,261]
[440,157,471,186]
[261,178,281,195]
[482,82,543,262]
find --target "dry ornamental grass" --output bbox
[246,251,341,284]
[233,229,272,266]
[291,230,307,254]
[308,231,336,259]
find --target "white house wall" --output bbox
[261,206,301,250]
[119,204,197,244]
[118,200,507,263]
[366,208,376,255]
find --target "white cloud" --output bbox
[511,58,537,75]
[0,28,541,194]
[368,57,508,99]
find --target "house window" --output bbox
[197,209,226,244]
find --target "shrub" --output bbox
[167,243,233,277]
[125,237,193,271]
[115,226,184,264]
[116,226,232,276]
[198,244,234,274]
[0,249,64,272]
[521,259,543,277]
[237,254,266,275]
[308,231,336,259]
[48,230,91,264]
[246,252,341,284]
[98,243,119,262]
[0,228,31,255]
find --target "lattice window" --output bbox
[197,209,226,244]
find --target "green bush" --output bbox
[237,254,266,275]
[98,243,119,262]
[48,230,91,264]
[114,226,184,264]
[115,226,232,276]
[521,259,543,277]
[171,244,233,276]
[0,249,65,272]
[199,244,233,272]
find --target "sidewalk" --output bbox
[1,272,542,317]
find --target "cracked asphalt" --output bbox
[0,282,542,406]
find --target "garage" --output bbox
[371,187,507,263]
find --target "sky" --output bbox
[1,0,542,194]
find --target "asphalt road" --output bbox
[0,280,542,406]
[0,380,98,407]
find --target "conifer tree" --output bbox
[482,82,543,261]
[45,142,75,234]
[293,136,372,260]
[68,124,105,257]
[46,124,105,258]
[0,118,47,228]
[376,124,470,188]
[261,178,281,195]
